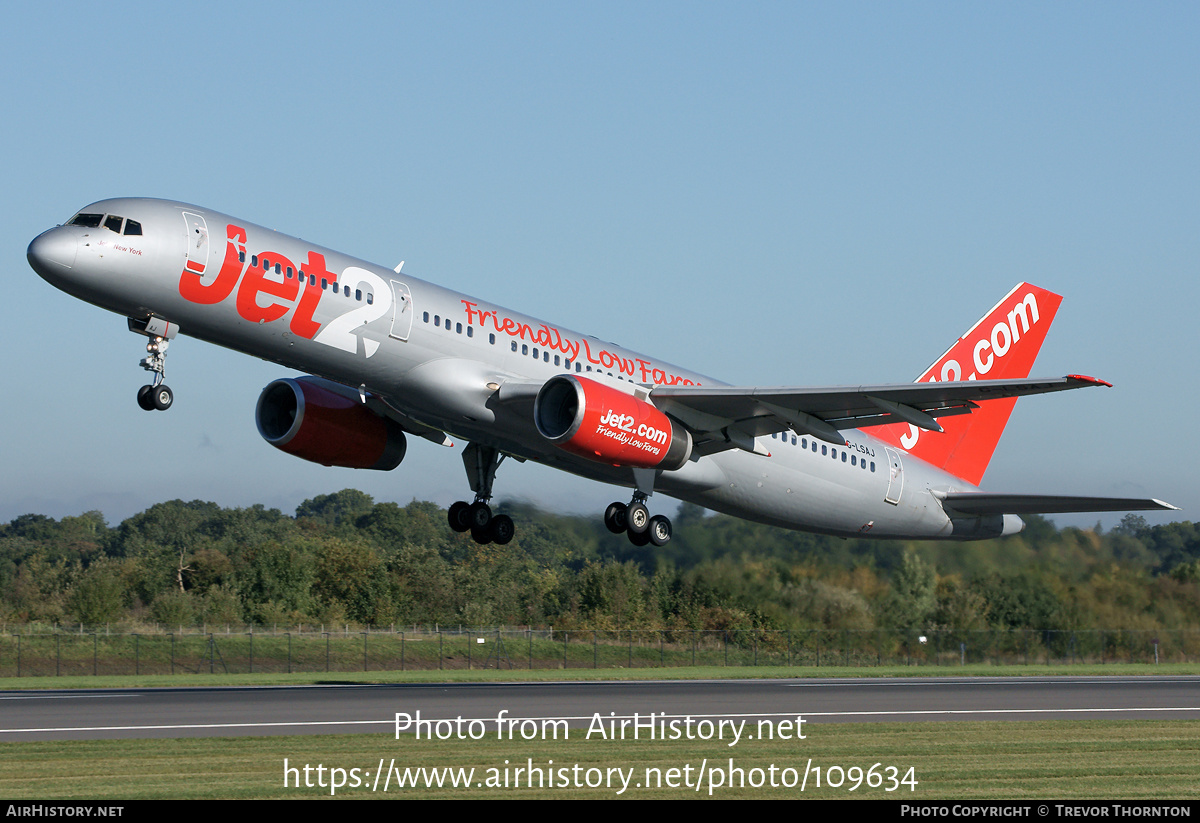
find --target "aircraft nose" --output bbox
[27,228,78,277]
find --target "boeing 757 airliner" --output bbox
[27,199,1174,546]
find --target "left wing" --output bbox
[651,374,1111,454]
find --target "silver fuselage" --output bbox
[29,197,1019,539]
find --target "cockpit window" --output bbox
[70,213,103,228]
[123,220,142,236]
[104,215,124,233]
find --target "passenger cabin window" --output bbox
[70,213,103,228]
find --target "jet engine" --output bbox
[255,377,406,470]
[534,375,691,470]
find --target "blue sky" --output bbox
[2,2,1196,530]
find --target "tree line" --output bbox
[1,489,1197,633]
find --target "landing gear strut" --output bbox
[448,443,515,545]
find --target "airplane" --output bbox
[27,198,1175,547]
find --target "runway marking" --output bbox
[0,694,138,700]
[0,720,387,734]
[785,678,1200,686]
[3,706,1199,735]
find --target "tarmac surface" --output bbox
[2,675,1198,741]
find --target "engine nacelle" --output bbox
[255,377,407,470]
[534,375,692,470]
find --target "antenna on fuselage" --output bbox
[394,261,404,273]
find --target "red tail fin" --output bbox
[874,283,1063,486]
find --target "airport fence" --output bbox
[0,627,1196,677]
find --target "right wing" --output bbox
[650,374,1110,455]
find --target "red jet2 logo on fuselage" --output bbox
[178,223,392,358]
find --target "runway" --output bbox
[1,676,1198,741]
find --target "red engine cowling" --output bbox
[534,375,692,470]
[255,377,407,470]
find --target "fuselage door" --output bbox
[389,281,413,341]
[181,212,210,274]
[883,447,904,505]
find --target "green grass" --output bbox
[2,719,1197,799]
[0,661,1196,690]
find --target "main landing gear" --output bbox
[604,494,673,547]
[448,443,515,545]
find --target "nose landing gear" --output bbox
[137,337,173,411]
[129,317,178,412]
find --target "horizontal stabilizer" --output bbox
[938,493,1178,516]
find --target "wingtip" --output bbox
[1066,374,1113,388]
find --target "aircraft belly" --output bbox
[686,446,959,539]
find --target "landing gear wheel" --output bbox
[456,443,519,544]
[448,501,472,533]
[151,385,173,411]
[137,385,155,411]
[628,528,652,547]
[467,501,492,531]
[604,502,628,534]
[648,515,672,547]
[489,514,515,545]
[626,502,650,534]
